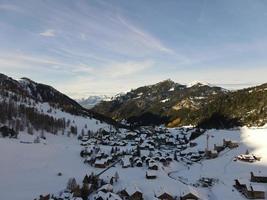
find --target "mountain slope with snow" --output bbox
[77,95,112,109]
[93,80,267,128]
[92,79,227,126]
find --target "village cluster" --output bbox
[34,126,267,200]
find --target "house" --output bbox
[180,186,206,200]
[95,159,108,168]
[250,172,267,183]
[122,157,131,168]
[205,150,218,159]
[180,192,199,200]
[146,170,157,179]
[233,180,265,199]
[155,188,174,200]
[148,162,159,170]
[120,186,143,200]
[93,191,122,200]
[245,185,265,199]
[233,179,247,192]
[236,154,259,163]
[125,132,138,140]
[223,139,239,149]
[98,184,113,193]
[213,144,225,152]
[135,160,143,167]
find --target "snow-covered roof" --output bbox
[98,184,113,192]
[93,191,122,200]
[154,187,172,197]
[125,186,142,196]
[95,158,108,165]
[250,184,266,191]
[146,170,157,177]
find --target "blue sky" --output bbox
[0,0,267,98]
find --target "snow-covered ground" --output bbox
[0,126,267,200]
[0,133,93,200]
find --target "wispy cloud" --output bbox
[117,16,174,54]
[0,53,69,71]
[101,60,154,78]
[39,29,56,37]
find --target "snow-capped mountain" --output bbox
[93,79,267,127]
[77,95,112,109]
[0,73,126,136]
[92,79,227,126]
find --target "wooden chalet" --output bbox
[233,179,265,199]
[146,170,157,179]
[120,186,143,200]
[155,188,174,200]
[250,172,267,183]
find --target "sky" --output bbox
[0,0,267,98]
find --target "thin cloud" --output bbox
[102,60,154,78]
[117,16,174,54]
[39,29,56,37]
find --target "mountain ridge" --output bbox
[92,79,267,128]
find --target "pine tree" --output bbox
[80,183,90,200]
[67,178,78,192]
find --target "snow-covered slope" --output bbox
[1,126,267,200]
[77,95,112,109]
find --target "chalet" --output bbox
[98,184,113,193]
[205,150,218,159]
[159,157,166,163]
[122,157,131,168]
[81,136,89,142]
[80,141,89,146]
[246,185,265,199]
[141,156,147,162]
[125,132,138,140]
[233,179,247,192]
[153,156,160,161]
[189,142,197,147]
[146,170,157,179]
[213,144,225,153]
[38,194,50,200]
[250,172,267,183]
[148,162,159,170]
[155,188,174,200]
[233,180,266,199]
[93,191,122,200]
[120,186,143,200]
[166,156,173,162]
[180,187,204,200]
[180,192,199,200]
[95,159,108,168]
[135,160,143,167]
[223,139,239,149]
[236,154,260,163]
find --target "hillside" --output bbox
[0,73,126,136]
[92,79,226,126]
[93,80,267,127]
[196,83,267,128]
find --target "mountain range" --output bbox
[92,79,267,128]
[1,73,266,129]
[77,95,112,109]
